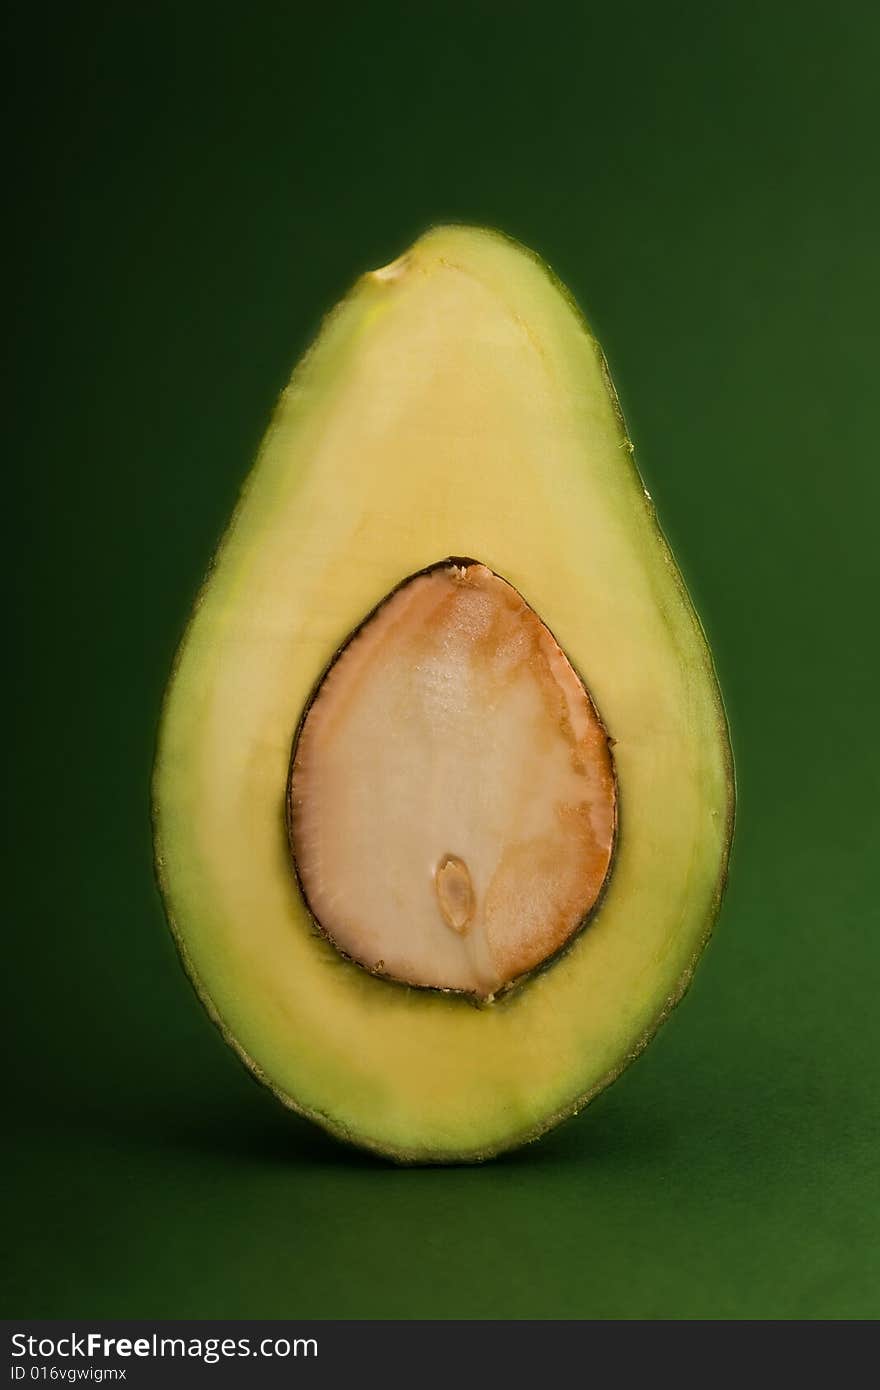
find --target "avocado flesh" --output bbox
[153,226,733,1162]
[288,560,617,998]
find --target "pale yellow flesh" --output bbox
[153,226,732,1161]
[289,562,616,997]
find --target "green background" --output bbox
[5,1,878,1319]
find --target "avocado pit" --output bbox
[287,561,616,998]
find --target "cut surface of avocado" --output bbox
[288,560,616,998]
[153,226,734,1163]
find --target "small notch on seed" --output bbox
[434,854,475,934]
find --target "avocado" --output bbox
[153,226,734,1162]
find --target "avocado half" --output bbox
[153,226,734,1163]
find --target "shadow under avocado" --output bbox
[108,1078,671,1175]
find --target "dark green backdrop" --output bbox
[5,1,878,1319]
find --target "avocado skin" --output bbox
[152,226,735,1164]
